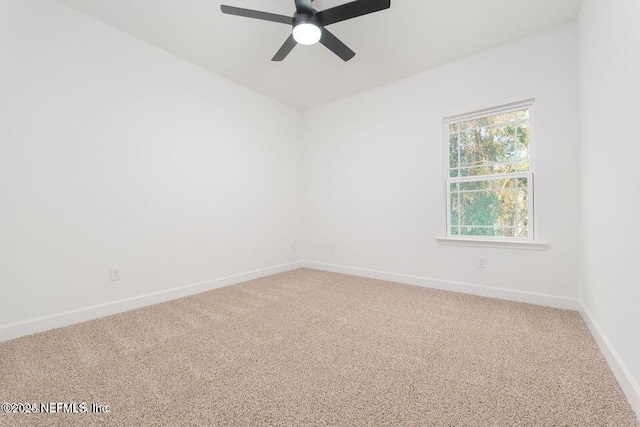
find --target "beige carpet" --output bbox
[0,268,638,426]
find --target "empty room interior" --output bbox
[1,0,639,425]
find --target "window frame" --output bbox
[443,100,537,243]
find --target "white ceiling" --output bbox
[53,0,582,110]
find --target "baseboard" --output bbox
[303,261,581,311]
[579,303,640,419]
[0,261,305,343]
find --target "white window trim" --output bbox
[438,100,548,250]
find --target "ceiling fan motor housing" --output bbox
[293,11,320,28]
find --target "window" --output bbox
[445,101,534,240]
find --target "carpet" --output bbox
[1,268,638,426]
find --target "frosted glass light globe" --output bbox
[293,22,321,45]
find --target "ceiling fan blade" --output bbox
[320,28,356,62]
[294,0,313,14]
[316,0,390,26]
[272,34,298,61]
[220,5,292,25]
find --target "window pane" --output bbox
[450,192,459,226]
[517,109,529,121]
[494,125,516,164]
[458,119,474,131]
[459,188,515,228]
[516,121,530,171]
[460,226,498,237]
[496,228,517,238]
[450,227,460,236]
[453,177,530,238]
[449,130,459,177]
[517,186,529,229]
[448,108,530,177]
[456,127,518,175]
[459,179,513,192]
[460,164,513,177]
[458,226,519,237]
[482,111,515,126]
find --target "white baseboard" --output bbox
[303,261,581,311]
[579,303,640,420]
[0,261,305,343]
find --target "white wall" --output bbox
[0,0,304,328]
[1,0,636,411]
[578,0,640,400]
[303,25,580,299]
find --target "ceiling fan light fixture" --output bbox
[220,0,391,61]
[292,22,321,45]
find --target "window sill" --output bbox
[436,237,549,251]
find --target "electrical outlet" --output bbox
[477,257,486,269]
[110,267,121,281]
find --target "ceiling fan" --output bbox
[220,0,391,62]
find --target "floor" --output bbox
[1,269,638,426]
